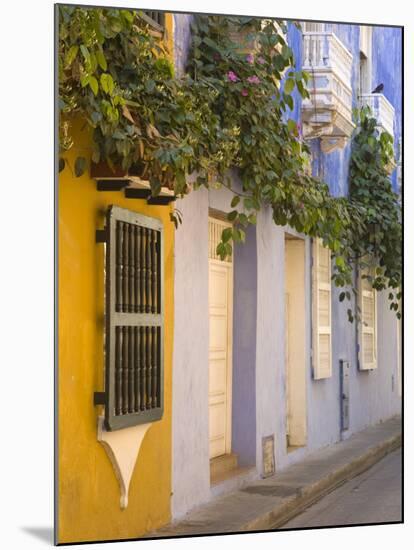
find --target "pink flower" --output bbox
[247,75,260,84]
[227,70,239,82]
[241,88,249,96]
[257,56,266,64]
[246,53,254,64]
[299,202,304,209]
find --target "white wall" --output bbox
[172,189,211,519]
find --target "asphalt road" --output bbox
[280,448,402,529]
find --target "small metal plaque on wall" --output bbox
[340,360,350,431]
[262,435,275,478]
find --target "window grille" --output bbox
[96,206,164,430]
[140,10,165,32]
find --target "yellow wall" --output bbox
[58,116,174,543]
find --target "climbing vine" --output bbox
[186,15,364,295]
[348,106,402,317]
[59,6,239,192]
[58,6,401,318]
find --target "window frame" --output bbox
[102,205,165,431]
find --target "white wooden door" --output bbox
[208,218,233,459]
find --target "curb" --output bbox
[241,432,402,531]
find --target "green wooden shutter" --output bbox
[312,238,332,379]
[100,206,164,431]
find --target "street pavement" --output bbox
[149,417,401,537]
[280,448,402,529]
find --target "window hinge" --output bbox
[96,228,107,243]
[94,392,106,406]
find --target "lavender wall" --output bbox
[372,26,403,192]
[232,225,257,467]
[171,13,402,520]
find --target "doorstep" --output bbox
[148,416,401,537]
[210,453,258,498]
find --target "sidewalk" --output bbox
[149,416,401,537]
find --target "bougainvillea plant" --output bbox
[58,6,401,318]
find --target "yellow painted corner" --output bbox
[164,13,174,60]
[57,119,174,544]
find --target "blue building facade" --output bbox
[171,14,402,520]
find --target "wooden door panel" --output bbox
[209,358,227,395]
[208,256,232,459]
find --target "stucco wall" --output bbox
[171,189,211,519]
[372,26,403,191]
[289,22,402,454]
[232,225,257,467]
[174,13,193,76]
[171,12,402,519]
[58,121,174,543]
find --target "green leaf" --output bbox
[231,195,240,208]
[80,74,90,87]
[107,74,115,95]
[74,156,87,177]
[287,118,297,133]
[96,49,107,71]
[80,44,90,63]
[227,210,238,222]
[89,76,99,96]
[335,256,345,270]
[120,9,134,23]
[100,73,114,95]
[339,292,345,302]
[216,242,226,260]
[222,227,233,243]
[203,36,221,51]
[65,45,79,66]
[284,78,295,94]
[285,94,294,110]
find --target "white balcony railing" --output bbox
[301,31,355,152]
[303,32,353,84]
[359,93,395,138]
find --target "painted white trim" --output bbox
[97,417,152,509]
[208,216,234,458]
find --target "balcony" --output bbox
[359,93,395,138]
[301,32,355,153]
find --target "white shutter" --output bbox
[303,22,325,33]
[358,266,377,370]
[312,239,332,379]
